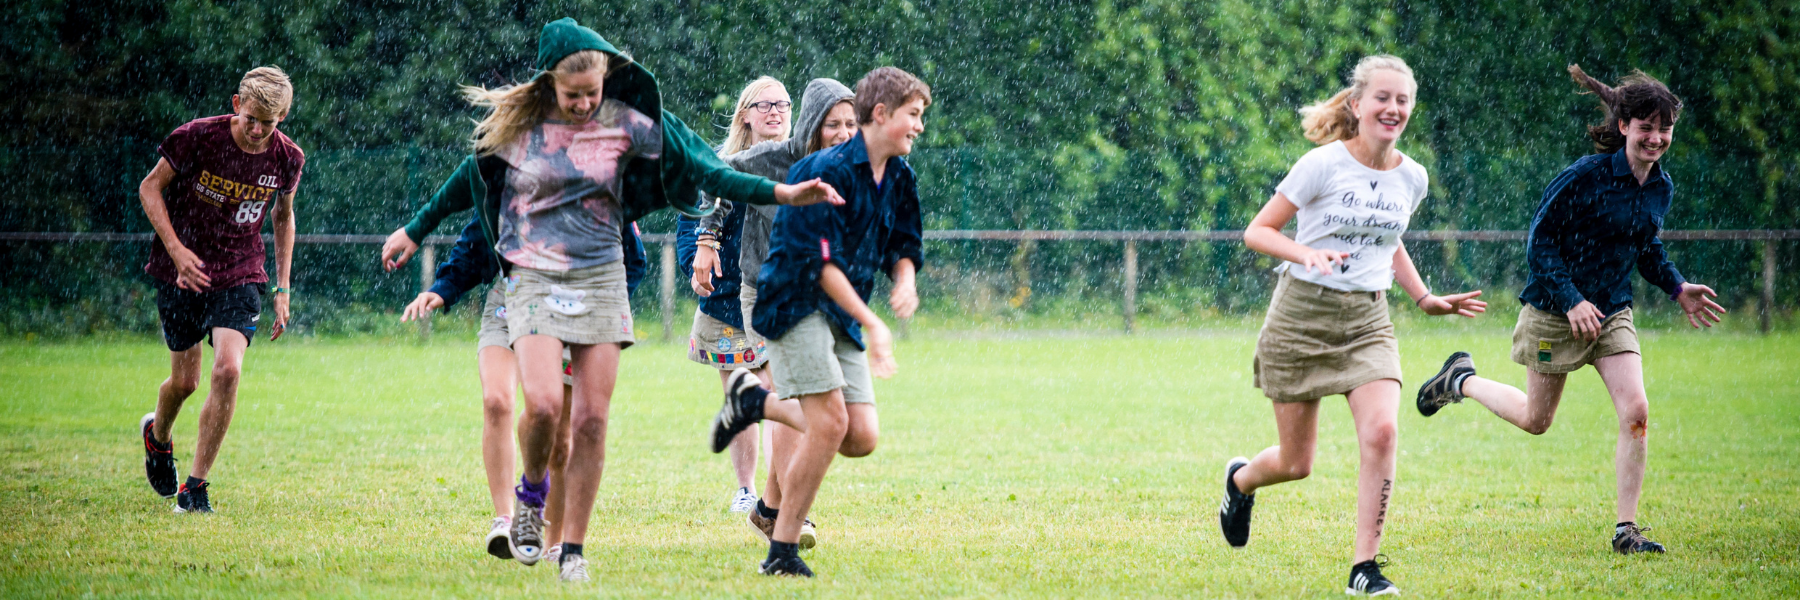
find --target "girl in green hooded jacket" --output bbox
[378,18,842,583]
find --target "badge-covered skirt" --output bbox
[504,262,635,348]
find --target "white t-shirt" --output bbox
[1273,141,1429,292]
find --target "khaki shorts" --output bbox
[687,308,768,369]
[1511,304,1639,374]
[766,311,874,405]
[739,284,769,349]
[478,285,573,387]
[504,262,635,348]
[1254,272,1403,403]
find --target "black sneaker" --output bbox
[759,555,814,577]
[174,480,212,514]
[1219,457,1255,547]
[141,413,179,499]
[712,369,767,453]
[1346,556,1399,596]
[1416,352,1474,417]
[1612,523,1666,554]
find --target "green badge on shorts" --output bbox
[1538,340,1552,363]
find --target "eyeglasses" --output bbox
[749,101,792,114]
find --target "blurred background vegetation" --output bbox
[2,0,1795,337]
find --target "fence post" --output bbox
[1123,239,1138,334]
[1763,240,1777,335]
[418,244,435,343]
[660,241,676,342]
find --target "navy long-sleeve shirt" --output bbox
[428,214,648,308]
[675,204,747,328]
[753,132,925,349]
[1519,149,1686,317]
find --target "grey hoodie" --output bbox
[699,78,856,289]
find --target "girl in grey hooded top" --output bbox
[698,78,857,293]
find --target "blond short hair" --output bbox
[238,66,294,114]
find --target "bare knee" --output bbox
[1280,459,1314,482]
[209,361,241,389]
[1523,413,1557,435]
[1362,421,1398,456]
[481,389,514,423]
[838,426,878,458]
[810,404,849,442]
[570,412,609,446]
[165,376,199,398]
[1617,399,1649,439]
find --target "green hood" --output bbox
[535,17,661,124]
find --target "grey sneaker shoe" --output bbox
[1417,352,1474,417]
[509,502,546,565]
[729,487,758,514]
[558,553,589,582]
[1612,523,1667,554]
[711,369,766,453]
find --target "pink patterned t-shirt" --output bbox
[495,100,661,271]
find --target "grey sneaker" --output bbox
[729,487,758,514]
[509,502,545,565]
[1612,523,1667,554]
[558,553,589,582]
[711,369,766,453]
[1417,352,1474,417]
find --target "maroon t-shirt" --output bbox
[145,115,305,289]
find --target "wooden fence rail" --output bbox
[6,229,1793,336]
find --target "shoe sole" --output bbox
[487,528,514,560]
[1416,352,1470,417]
[799,526,817,550]
[1345,587,1401,596]
[141,413,178,499]
[1222,456,1250,548]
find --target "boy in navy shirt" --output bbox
[709,67,929,577]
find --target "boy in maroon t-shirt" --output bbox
[137,66,305,514]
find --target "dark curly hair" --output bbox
[1567,64,1683,154]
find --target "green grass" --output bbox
[3,326,1797,598]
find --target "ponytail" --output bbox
[1568,64,1682,154]
[1299,55,1416,145]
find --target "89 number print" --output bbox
[234,201,267,223]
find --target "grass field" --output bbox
[3,325,1797,598]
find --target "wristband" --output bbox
[1413,291,1431,307]
[695,226,722,239]
[271,286,291,295]
[697,240,722,251]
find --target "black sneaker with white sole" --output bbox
[140,413,179,499]
[1219,457,1255,547]
[1416,351,1474,417]
[1346,556,1399,596]
[174,480,213,514]
[711,368,767,453]
[1612,522,1667,554]
[759,555,814,577]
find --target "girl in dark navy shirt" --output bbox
[1416,65,1725,556]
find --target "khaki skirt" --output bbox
[504,262,635,347]
[1254,272,1403,402]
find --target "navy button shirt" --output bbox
[753,132,925,349]
[1519,149,1686,317]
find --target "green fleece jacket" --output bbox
[402,18,777,252]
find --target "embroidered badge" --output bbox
[1538,340,1552,363]
[495,306,507,319]
[545,285,587,315]
[716,337,734,352]
[505,275,520,294]
[743,348,756,363]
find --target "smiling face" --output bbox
[229,95,285,152]
[553,68,604,124]
[1349,69,1414,146]
[814,101,857,151]
[1619,113,1674,166]
[869,96,927,157]
[744,84,791,143]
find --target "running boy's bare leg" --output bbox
[190,328,249,480]
[771,391,848,544]
[152,347,204,444]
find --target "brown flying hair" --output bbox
[853,67,931,125]
[1567,64,1683,154]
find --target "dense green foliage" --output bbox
[2,1,1795,335]
[3,334,1797,596]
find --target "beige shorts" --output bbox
[739,284,769,349]
[687,308,768,369]
[504,262,635,348]
[478,284,573,387]
[1254,272,1403,403]
[765,311,874,405]
[1511,304,1640,374]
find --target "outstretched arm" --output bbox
[1392,242,1485,318]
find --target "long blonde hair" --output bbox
[462,50,612,154]
[1299,55,1416,145]
[720,77,790,155]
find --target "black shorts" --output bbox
[153,280,263,352]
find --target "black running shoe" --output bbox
[1346,556,1399,596]
[712,369,767,453]
[759,555,814,577]
[1612,523,1666,554]
[175,480,213,514]
[1416,352,1474,417]
[140,413,179,499]
[1219,457,1255,547]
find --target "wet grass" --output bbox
[2,327,1796,598]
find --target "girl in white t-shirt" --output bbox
[1219,55,1487,597]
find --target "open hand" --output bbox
[1418,290,1487,318]
[381,228,419,272]
[774,178,846,207]
[401,292,445,323]
[270,292,289,340]
[1675,283,1725,329]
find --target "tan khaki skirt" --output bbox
[1254,272,1403,402]
[1510,304,1639,374]
[504,262,635,347]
